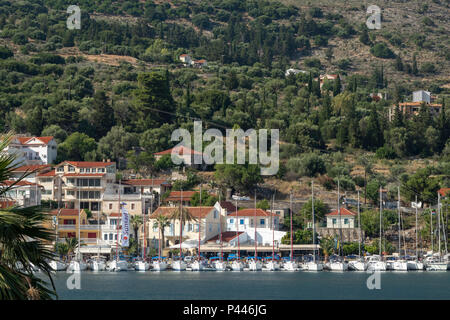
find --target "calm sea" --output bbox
[46,271,450,300]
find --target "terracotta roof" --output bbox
[122,179,170,186]
[227,208,273,217]
[154,146,203,156]
[15,136,54,145]
[164,191,198,202]
[50,208,81,216]
[207,231,244,243]
[194,59,207,63]
[0,200,16,208]
[326,208,357,216]
[37,170,56,177]
[1,180,42,187]
[149,206,214,219]
[219,201,237,213]
[62,161,115,168]
[438,188,450,197]
[398,102,442,107]
[179,54,190,57]
[63,173,106,177]
[108,212,121,217]
[12,164,52,172]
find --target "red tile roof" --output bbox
[37,170,56,177]
[207,231,244,243]
[438,188,450,197]
[60,161,116,168]
[1,180,42,187]
[15,136,54,145]
[154,146,203,156]
[0,200,16,208]
[326,208,356,216]
[12,164,52,172]
[122,179,170,186]
[227,208,273,217]
[398,102,442,107]
[149,206,215,219]
[164,191,198,202]
[50,208,81,216]
[219,201,237,213]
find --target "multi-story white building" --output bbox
[325,208,356,229]
[1,180,42,207]
[5,136,57,166]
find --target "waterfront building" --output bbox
[4,136,57,166]
[325,208,356,229]
[1,180,42,207]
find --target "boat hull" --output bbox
[231,261,244,271]
[152,261,167,271]
[264,261,280,271]
[407,261,423,270]
[304,262,323,271]
[367,261,387,271]
[425,262,447,271]
[49,261,67,271]
[327,262,348,271]
[392,261,408,271]
[213,261,227,271]
[190,261,205,271]
[248,261,262,271]
[68,261,87,272]
[348,261,366,271]
[134,261,150,271]
[283,261,297,271]
[108,260,128,271]
[172,260,187,271]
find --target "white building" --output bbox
[179,54,192,66]
[153,145,205,169]
[285,68,307,76]
[5,136,57,166]
[1,180,42,207]
[412,90,431,104]
[325,208,356,229]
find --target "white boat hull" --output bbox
[327,262,348,271]
[392,261,408,271]
[152,261,167,271]
[134,261,150,271]
[231,261,244,271]
[89,260,106,271]
[367,261,387,271]
[425,262,447,271]
[348,261,366,271]
[68,261,87,272]
[407,261,423,270]
[213,261,227,271]
[190,261,205,271]
[248,260,262,271]
[172,260,187,271]
[264,261,280,271]
[108,260,128,271]
[304,262,323,271]
[283,261,297,271]
[49,261,67,271]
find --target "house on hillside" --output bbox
[4,136,57,166]
[319,74,338,89]
[325,208,356,229]
[153,145,206,169]
[193,59,207,68]
[179,54,192,66]
[388,90,442,121]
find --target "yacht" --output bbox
[68,260,88,272]
[366,255,387,271]
[248,258,262,271]
[304,261,323,271]
[190,260,205,271]
[325,256,348,271]
[347,256,367,271]
[282,260,297,271]
[107,259,129,271]
[49,260,67,271]
[406,259,424,271]
[231,260,244,271]
[89,257,106,271]
[424,256,447,271]
[264,260,280,271]
[392,258,408,271]
[152,258,168,271]
[172,260,187,271]
[213,260,228,271]
[134,260,150,271]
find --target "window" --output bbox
[332,218,337,224]
[344,218,349,224]
[66,190,75,196]
[80,168,85,173]
[260,219,265,225]
[230,218,234,224]
[68,166,75,172]
[131,204,135,210]
[214,211,217,219]
[114,234,117,240]
[98,168,105,173]
[109,203,113,210]
[57,167,64,172]
[240,219,244,225]
[92,168,97,173]
[110,219,117,225]
[188,224,192,232]
[86,168,91,173]
[153,226,158,232]
[209,224,212,232]
[195,224,199,232]
[104,234,108,240]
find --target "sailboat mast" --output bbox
[431,204,433,253]
[312,181,315,263]
[180,189,183,262]
[116,179,121,262]
[415,195,418,261]
[379,186,382,257]
[398,186,401,257]
[337,179,341,257]
[198,185,201,261]
[254,190,257,260]
[438,191,441,259]
[358,190,361,258]
[77,185,80,260]
[235,199,240,260]
[290,191,293,262]
[271,193,275,262]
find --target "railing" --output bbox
[102,193,142,200]
[58,224,102,230]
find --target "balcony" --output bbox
[58,224,102,230]
[102,193,142,201]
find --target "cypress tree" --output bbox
[333,75,341,96]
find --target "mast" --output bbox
[358,190,361,258]
[379,186,382,257]
[290,191,293,262]
[431,204,433,254]
[398,186,401,257]
[312,181,315,263]
[116,179,121,262]
[438,191,441,259]
[254,190,257,260]
[77,185,80,261]
[142,201,146,260]
[198,184,201,261]
[219,193,223,262]
[235,199,240,260]
[337,179,341,257]
[179,189,183,262]
[271,193,275,262]
[415,195,419,261]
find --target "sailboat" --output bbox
[283,192,297,271]
[393,187,408,271]
[348,191,367,271]
[407,195,423,270]
[248,191,262,271]
[108,180,129,272]
[265,194,280,271]
[425,191,447,271]
[191,186,205,271]
[231,199,244,271]
[49,259,67,271]
[326,180,348,271]
[90,211,106,271]
[367,187,387,271]
[172,189,187,271]
[214,194,227,271]
[152,194,167,271]
[304,182,323,271]
[68,186,87,272]
[135,194,149,271]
